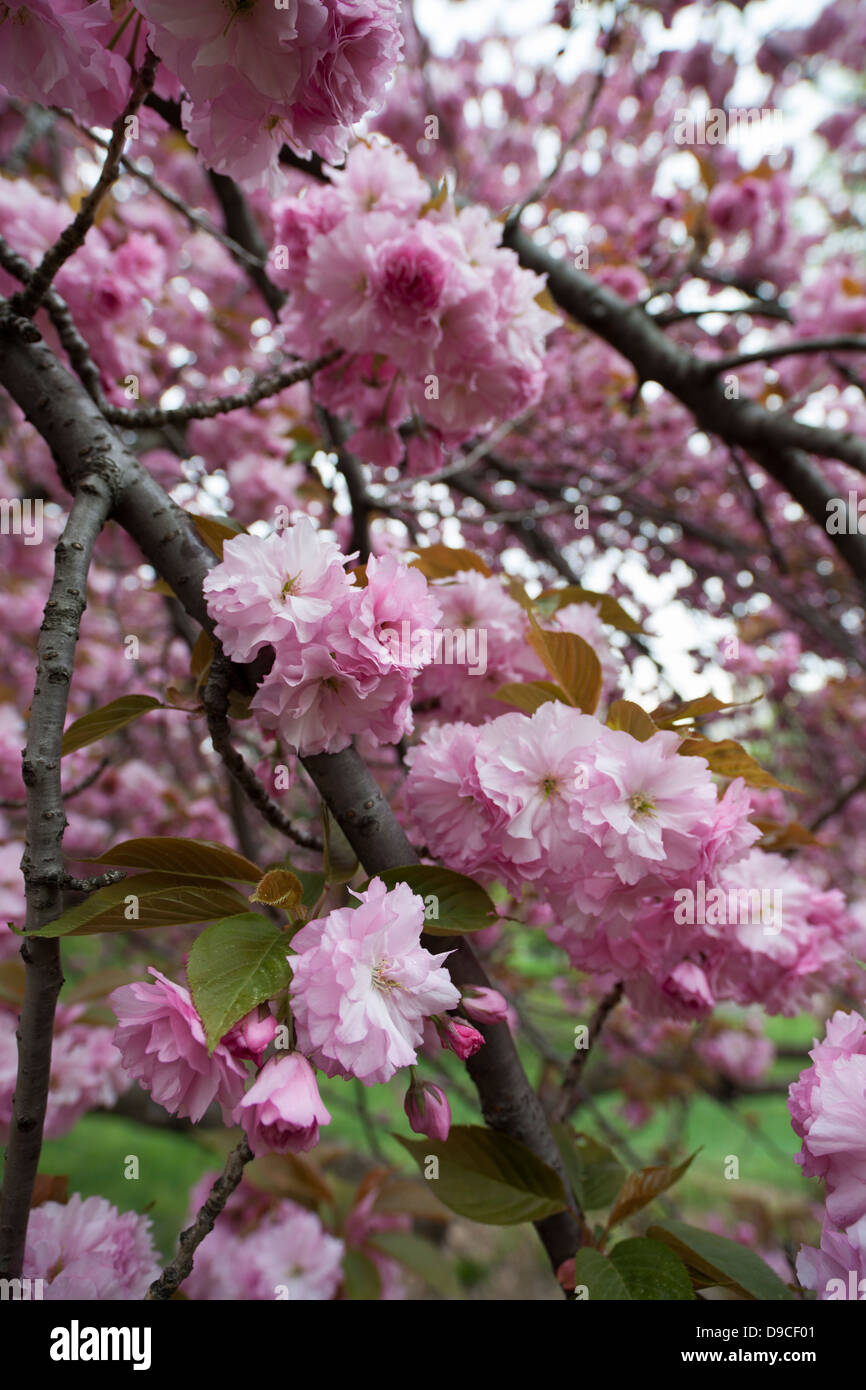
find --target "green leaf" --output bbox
[85,837,262,883]
[572,1248,632,1300]
[367,866,497,937]
[187,913,292,1052]
[369,1230,460,1299]
[493,680,571,714]
[526,622,603,714]
[606,1152,698,1229]
[646,1220,795,1300]
[608,1238,695,1300]
[61,695,164,755]
[341,1248,382,1301]
[394,1125,568,1225]
[24,874,251,938]
[553,1128,626,1211]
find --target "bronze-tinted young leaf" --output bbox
[246,1152,334,1208]
[61,695,164,756]
[754,818,821,851]
[85,836,262,883]
[646,1220,795,1300]
[651,694,746,727]
[395,1125,568,1225]
[25,873,251,938]
[30,1174,69,1208]
[493,680,570,714]
[607,1152,698,1229]
[410,544,491,580]
[190,512,246,559]
[526,623,603,714]
[367,865,497,936]
[678,737,793,790]
[606,699,658,742]
[540,586,644,634]
[187,913,292,1052]
[189,629,215,690]
[249,868,304,911]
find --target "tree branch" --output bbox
[502,224,866,583]
[10,51,158,318]
[0,472,115,1279]
[145,1138,253,1300]
[203,649,322,852]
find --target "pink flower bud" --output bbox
[436,1015,485,1060]
[234,1053,331,1155]
[404,1079,451,1142]
[222,1006,279,1066]
[462,986,508,1026]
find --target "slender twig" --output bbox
[729,446,789,576]
[0,754,111,810]
[203,650,322,852]
[145,1138,254,1300]
[208,170,287,317]
[506,8,622,229]
[316,407,373,564]
[0,475,115,1279]
[702,335,866,376]
[809,768,866,833]
[64,869,126,894]
[101,349,342,428]
[553,983,623,1124]
[11,51,158,318]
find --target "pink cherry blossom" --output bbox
[109,969,247,1124]
[289,877,460,1084]
[404,1078,451,1141]
[203,520,352,663]
[23,1195,160,1300]
[235,1052,331,1155]
[183,1194,345,1301]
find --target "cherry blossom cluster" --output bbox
[270,140,558,463]
[789,1006,866,1299]
[109,877,474,1162]
[405,701,858,1018]
[413,569,624,721]
[203,519,442,754]
[0,2,404,189]
[23,1194,160,1300]
[182,1177,345,1301]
